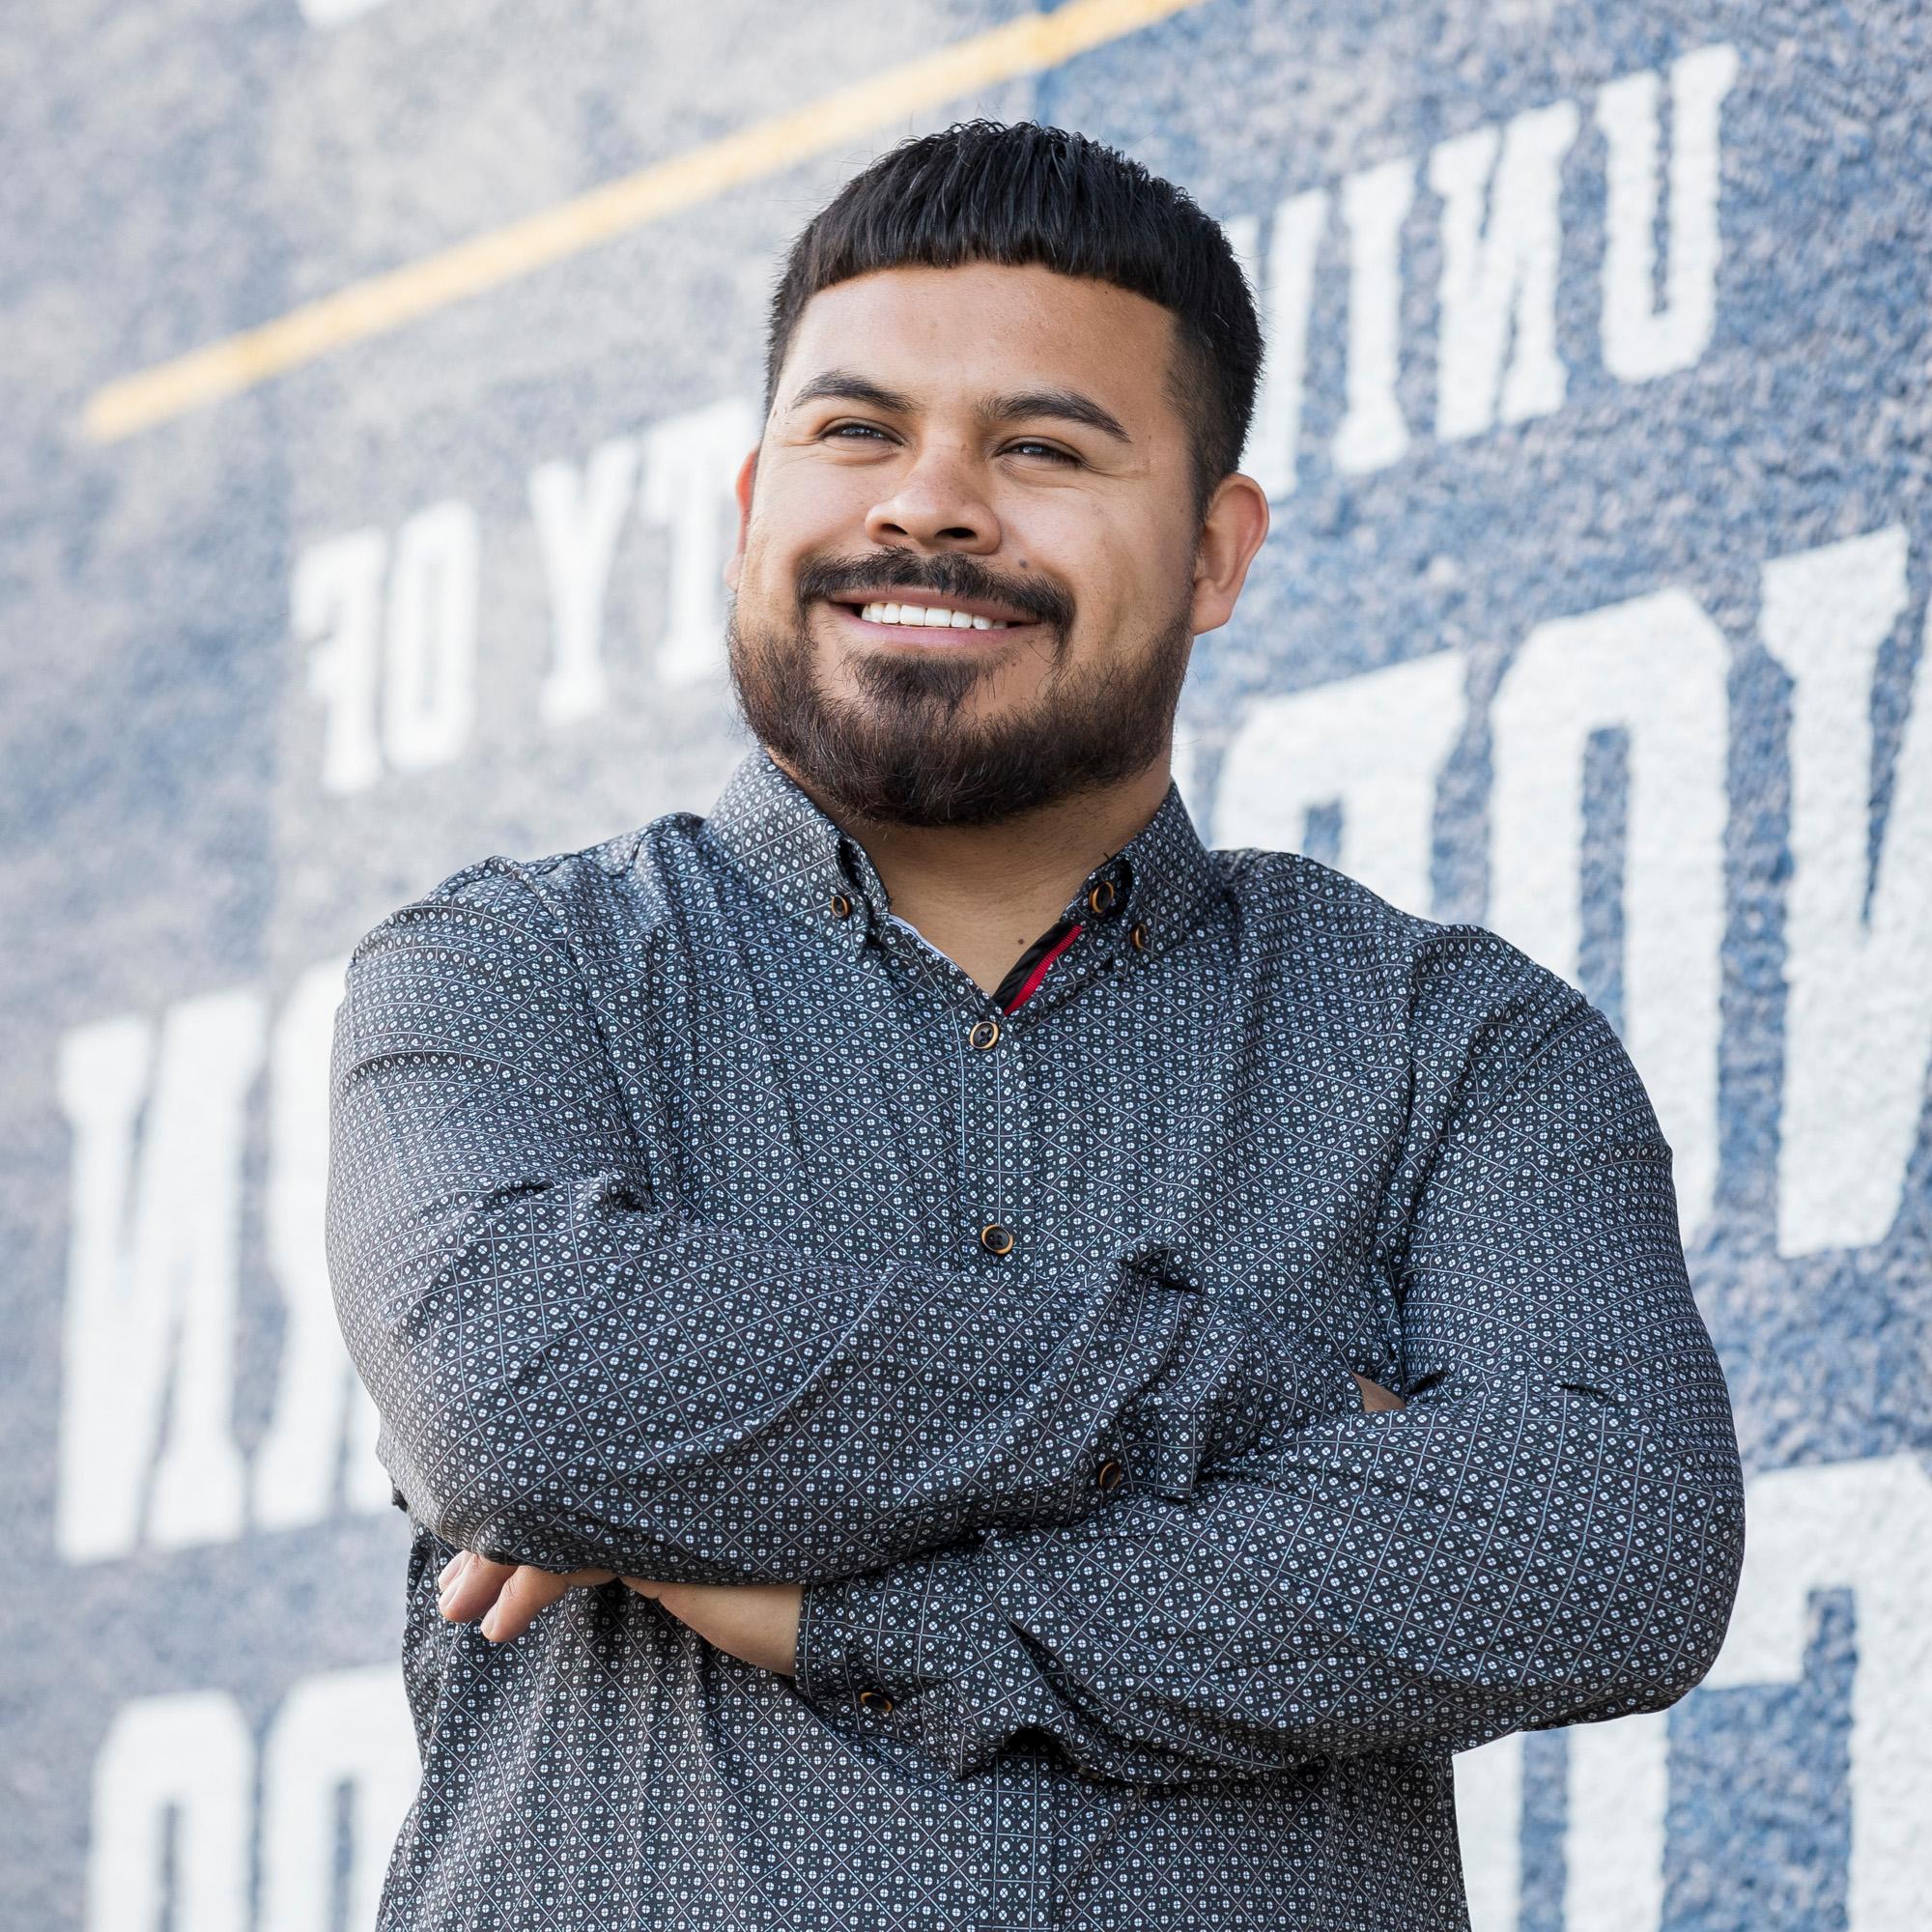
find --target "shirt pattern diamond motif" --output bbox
[327,747,1745,1930]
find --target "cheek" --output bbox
[769,460,877,539]
[744,467,863,583]
[1003,494,1151,605]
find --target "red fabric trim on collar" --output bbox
[998,921,1085,1013]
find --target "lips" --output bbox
[827,595,1043,641]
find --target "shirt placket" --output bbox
[842,843,1161,1280]
[858,904,1022,1269]
[957,994,1028,1266]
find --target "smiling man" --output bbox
[327,120,1744,1931]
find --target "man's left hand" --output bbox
[439,1552,801,1676]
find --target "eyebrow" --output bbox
[786,368,1133,444]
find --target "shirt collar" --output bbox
[700,745,1227,983]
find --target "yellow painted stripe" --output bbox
[82,0,1209,443]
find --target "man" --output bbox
[327,119,1744,1930]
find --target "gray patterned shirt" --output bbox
[327,747,1744,1931]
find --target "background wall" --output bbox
[5,1,1928,1926]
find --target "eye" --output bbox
[1006,440,1079,465]
[819,424,1078,464]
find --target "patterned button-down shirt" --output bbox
[327,747,1745,1931]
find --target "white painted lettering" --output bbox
[56,993,263,1562]
[641,396,758,686]
[1233,190,1327,499]
[259,1666,418,1932]
[530,436,642,727]
[1564,1711,1671,1932]
[1488,589,1727,1239]
[86,1691,250,1932]
[1704,1456,1932,1929]
[253,959,391,1529]
[1597,44,1740,383]
[297,528,386,797]
[1333,159,1415,474]
[1215,651,1467,918]
[1454,1731,1523,1932]
[1761,526,1932,1255]
[1429,100,1579,440]
[383,498,479,771]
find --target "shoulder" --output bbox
[1213,842,1619,1111]
[1215,841,1438,956]
[1213,841,1562,1013]
[348,808,725,986]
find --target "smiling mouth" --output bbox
[822,595,1041,639]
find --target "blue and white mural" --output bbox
[4,1,1927,1925]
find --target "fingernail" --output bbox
[438,1553,466,1588]
[479,1609,501,1643]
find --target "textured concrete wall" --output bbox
[4,2,1928,1926]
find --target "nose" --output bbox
[864,440,1001,554]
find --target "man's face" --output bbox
[724,260,1236,827]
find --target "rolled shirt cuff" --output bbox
[794,1538,1068,1776]
[1115,1244,1370,1499]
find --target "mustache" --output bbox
[794,546,1074,632]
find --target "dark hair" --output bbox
[762,120,1262,525]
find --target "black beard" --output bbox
[726,547,1193,829]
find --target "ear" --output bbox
[1187,472,1270,637]
[724,445,758,594]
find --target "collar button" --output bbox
[1087,877,1121,918]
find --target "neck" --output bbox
[770,751,1176,997]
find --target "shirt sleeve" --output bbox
[325,862,1363,1582]
[792,933,1747,1783]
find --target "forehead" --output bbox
[778,261,1180,421]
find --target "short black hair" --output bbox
[762,119,1262,526]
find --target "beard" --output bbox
[726,546,1193,828]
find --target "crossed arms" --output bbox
[428,1369,1405,1724]
[326,870,1746,1786]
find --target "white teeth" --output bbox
[854,601,1012,631]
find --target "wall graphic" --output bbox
[4,1,1927,1926]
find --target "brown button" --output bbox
[968,1018,1001,1051]
[1087,878,1118,917]
[980,1222,1015,1257]
[1095,1458,1124,1492]
[857,1688,895,1714]
[1129,922,1149,952]
[829,892,853,920]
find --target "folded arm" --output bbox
[325,863,1361,1584]
[792,944,1747,1782]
